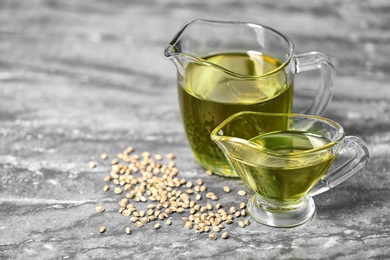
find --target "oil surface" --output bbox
[228,130,335,202]
[178,52,293,176]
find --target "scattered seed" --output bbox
[111,158,119,165]
[212,225,220,232]
[237,190,247,196]
[135,221,144,228]
[141,151,150,158]
[166,153,175,160]
[206,170,213,175]
[99,226,106,233]
[206,192,214,199]
[93,146,253,241]
[114,187,123,194]
[140,217,150,224]
[184,221,193,229]
[154,154,163,161]
[125,227,132,234]
[238,220,246,228]
[210,195,218,201]
[89,162,96,169]
[221,231,229,239]
[122,210,131,217]
[244,219,251,226]
[209,233,217,240]
[130,217,139,223]
[226,219,233,225]
[96,205,105,213]
[103,185,110,192]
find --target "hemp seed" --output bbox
[114,187,123,194]
[130,217,139,223]
[221,231,229,239]
[135,221,144,228]
[212,225,220,232]
[154,154,163,161]
[103,185,110,192]
[89,162,96,169]
[238,220,246,228]
[99,226,106,233]
[209,233,217,240]
[121,210,131,217]
[229,206,237,214]
[237,190,247,196]
[95,205,105,213]
[223,186,231,193]
[125,227,132,234]
[111,158,119,165]
[166,153,175,160]
[184,221,193,229]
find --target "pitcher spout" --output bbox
[164,20,198,75]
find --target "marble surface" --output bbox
[1,0,390,259]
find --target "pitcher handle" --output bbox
[309,136,369,197]
[294,52,335,116]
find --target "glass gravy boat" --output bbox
[211,111,369,227]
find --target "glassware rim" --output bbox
[211,111,346,157]
[164,19,295,80]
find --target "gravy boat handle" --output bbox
[309,136,369,197]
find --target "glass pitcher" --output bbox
[165,19,335,177]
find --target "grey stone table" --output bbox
[1,0,389,259]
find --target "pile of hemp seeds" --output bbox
[90,146,251,240]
